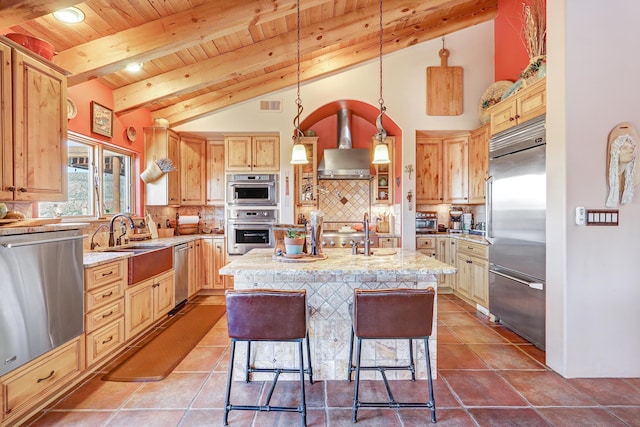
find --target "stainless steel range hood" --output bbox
[317,109,372,179]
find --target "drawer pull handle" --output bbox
[102,336,114,344]
[466,260,472,264]
[37,370,55,383]
[101,271,114,277]
[102,291,114,298]
[102,310,114,318]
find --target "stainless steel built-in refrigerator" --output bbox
[486,115,546,350]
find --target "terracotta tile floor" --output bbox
[28,294,640,426]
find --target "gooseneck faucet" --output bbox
[90,224,109,250]
[363,212,371,257]
[108,213,136,247]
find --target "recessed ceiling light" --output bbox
[53,7,85,24]
[125,63,144,72]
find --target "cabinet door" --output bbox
[517,79,546,124]
[415,138,443,204]
[187,241,198,297]
[470,255,489,308]
[468,125,489,204]
[206,142,225,205]
[180,136,206,205]
[12,51,67,201]
[455,253,472,299]
[295,137,318,206]
[154,270,175,319]
[0,42,12,200]
[167,131,181,204]
[436,238,451,290]
[200,237,214,290]
[448,239,458,290]
[125,279,154,340]
[144,127,180,205]
[443,135,469,204]
[372,136,394,205]
[252,135,280,171]
[488,99,518,135]
[379,237,398,248]
[213,238,225,289]
[225,136,252,171]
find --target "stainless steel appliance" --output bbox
[449,208,463,232]
[173,242,189,311]
[487,115,546,349]
[227,173,278,205]
[0,229,84,376]
[415,211,438,234]
[227,208,277,255]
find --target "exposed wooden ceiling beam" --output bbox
[0,0,82,29]
[58,0,328,86]
[155,3,497,126]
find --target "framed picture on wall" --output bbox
[91,101,113,138]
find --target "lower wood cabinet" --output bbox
[455,240,489,308]
[201,236,227,289]
[125,269,175,341]
[416,236,436,257]
[378,237,399,248]
[435,237,456,292]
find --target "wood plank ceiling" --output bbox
[1,0,497,127]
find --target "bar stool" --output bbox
[347,287,436,423]
[223,289,313,426]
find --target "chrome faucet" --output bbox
[363,212,371,256]
[108,213,136,247]
[90,224,108,250]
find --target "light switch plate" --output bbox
[575,207,585,225]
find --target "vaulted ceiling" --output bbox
[2,0,497,127]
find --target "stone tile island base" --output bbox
[220,248,456,381]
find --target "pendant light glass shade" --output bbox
[372,141,391,164]
[291,143,309,164]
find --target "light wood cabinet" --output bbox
[125,269,174,341]
[415,137,443,204]
[294,137,318,206]
[443,135,469,204]
[144,127,181,205]
[435,237,454,292]
[455,240,489,308]
[468,124,489,204]
[84,259,126,367]
[416,236,436,257]
[201,236,226,289]
[188,240,202,298]
[372,136,395,205]
[225,135,280,172]
[487,77,546,136]
[206,142,225,205]
[1,40,67,202]
[379,237,399,248]
[179,135,206,205]
[1,338,82,425]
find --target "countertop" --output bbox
[0,222,91,236]
[417,232,489,245]
[220,247,456,276]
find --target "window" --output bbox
[38,133,135,218]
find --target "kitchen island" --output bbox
[220,248,455,380]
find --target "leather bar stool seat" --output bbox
[347,287,436,423]
[224,289,313,426]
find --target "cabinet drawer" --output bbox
[85,281,125,312]
[86,318,125,367]
[85,299,124,334]
[85,260,126,291]
[2,339,81,417]
[456,241,488,258]
[416,237,436,250]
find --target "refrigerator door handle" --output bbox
[485,175,494,244]
[490,268,544,290]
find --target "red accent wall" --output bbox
[495,0,544,82]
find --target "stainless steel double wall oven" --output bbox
[226,174,278,255]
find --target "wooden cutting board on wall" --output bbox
[426,48,463,116]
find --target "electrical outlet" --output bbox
[575,207,585,225]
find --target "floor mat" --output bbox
[102,304,225,382]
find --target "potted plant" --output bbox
[284,228,305,255]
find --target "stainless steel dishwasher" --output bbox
[173,242,189,312]
[0,229,84,376]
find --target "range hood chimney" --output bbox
[317,108,372,179]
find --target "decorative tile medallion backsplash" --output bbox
[317,180,371,224]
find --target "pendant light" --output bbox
[371,0,391,165]
[290,0,309,165]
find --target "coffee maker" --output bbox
[449,208,463,233]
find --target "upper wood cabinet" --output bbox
[144,127,181,206]
[415,137,443,204]
[372,136,394,205]
[206,142,225,205]
[225,135,279,172]
[179,135,206,205]
[1,41,67,202]
[468,124,489,204]
[443,135,469,204]
[486,77,546,136]
[294,137,318,207]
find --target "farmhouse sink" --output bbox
[106,244,173,284]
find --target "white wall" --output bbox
[547,0,640,377]
[177,21,495,236]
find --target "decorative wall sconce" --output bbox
[395,177,401,187]
[404,164,414,179]
[406,190,413,211]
